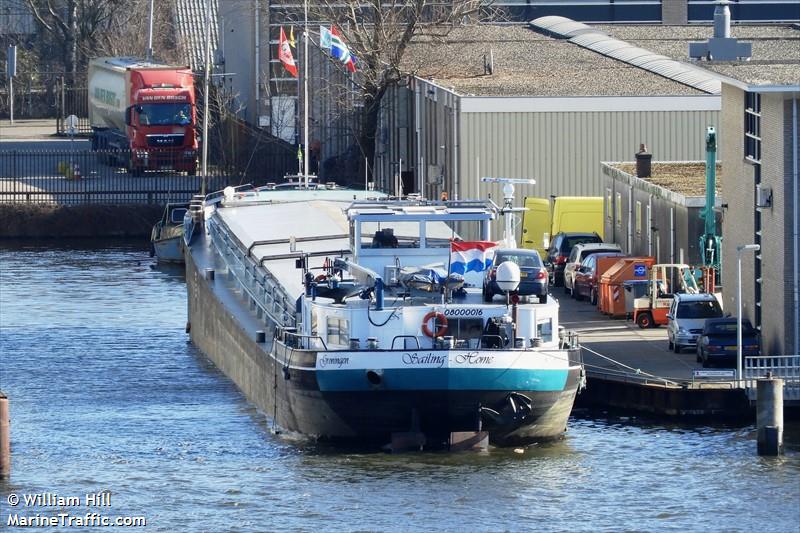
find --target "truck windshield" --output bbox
[137,103,192,126]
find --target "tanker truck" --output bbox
[88,57,198,175]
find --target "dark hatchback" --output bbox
[483,249,549,303]
[697,318,761,368]
[545,232,602,286]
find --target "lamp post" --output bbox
[737,243,760,386]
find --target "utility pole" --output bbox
[146,0,155,61]
[201,0,212,196]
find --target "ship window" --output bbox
[536,319,553,343]
[361,221,420,248]
[326,317,350,346]
[449,318,483,346]
[310,308,319,336]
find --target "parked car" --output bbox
[563,243,623,295]
[572,252,626,304]
[483,249,549,303]
[696,318,760,368]
[666,293,724,353]
[544,232,602,287]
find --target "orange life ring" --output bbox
[421,311,448,338]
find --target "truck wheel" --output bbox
[635,312,653,329]
[673,342,681,354]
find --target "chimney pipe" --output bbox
[636,144,652,178]
[714,1,731,39]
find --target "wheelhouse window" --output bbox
[326,317,350,346]
[360,221,420,248]
[537,319,553,343]
[744,91,761,163]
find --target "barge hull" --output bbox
[186,240,580,445]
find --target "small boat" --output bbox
[150,202,189,263]
[183,185,586,449]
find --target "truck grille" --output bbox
[146,134,185,147]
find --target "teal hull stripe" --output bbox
[316,368,569,392]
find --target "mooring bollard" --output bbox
[756,374,784,456]
[0,391,9,479]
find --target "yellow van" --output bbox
[521,196,604,255]
[521,197,551,256]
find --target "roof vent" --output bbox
[688,0,752,61]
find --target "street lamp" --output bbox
[737,243,760,386]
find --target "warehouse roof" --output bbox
[609,162,722,197]
[407,25,706,97]
[597,23,800,87]
[407,21,799,97]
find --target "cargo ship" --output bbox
[183,185,585,449]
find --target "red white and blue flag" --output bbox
[450,241,497,275]
[320,26,357,73]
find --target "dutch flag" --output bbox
[450,241,497,275]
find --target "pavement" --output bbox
[0,119,62,141]
[556,284,707,384]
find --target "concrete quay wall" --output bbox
[0,203,162,239]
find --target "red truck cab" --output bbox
[89,57,198,175]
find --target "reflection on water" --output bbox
[1,242,798,532]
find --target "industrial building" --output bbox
[601,160,722,267]
[377,18,730,204]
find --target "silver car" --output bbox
[667,293,724,353]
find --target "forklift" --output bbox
[633,263,699,328]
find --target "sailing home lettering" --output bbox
[401,352,447,368]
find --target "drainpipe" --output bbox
[793,97,798,354]
[628,185,633,254]
[415,80,422,194]
[453,96,459,200]
[254,0,260,119]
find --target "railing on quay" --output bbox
[0,148,241,204]
[744,355,800,402]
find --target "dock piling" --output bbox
[0,391,9,478]
[756,375,783,456]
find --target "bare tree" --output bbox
[301,0,486,180]
[24,0,181,82]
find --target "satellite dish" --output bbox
[496,261,520,293]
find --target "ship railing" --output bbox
[391,336,422,350]
[208,218,296,328]
[277,328,328,351]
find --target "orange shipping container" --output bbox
[598,257,656,317]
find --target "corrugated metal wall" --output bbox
[456,108,721,203]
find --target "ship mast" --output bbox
[303,0,310,188]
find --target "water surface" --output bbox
[1,242,798,532]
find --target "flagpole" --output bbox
[303,0,309,188]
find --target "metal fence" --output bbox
[744,355,800,402]
[0,148,245,204]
